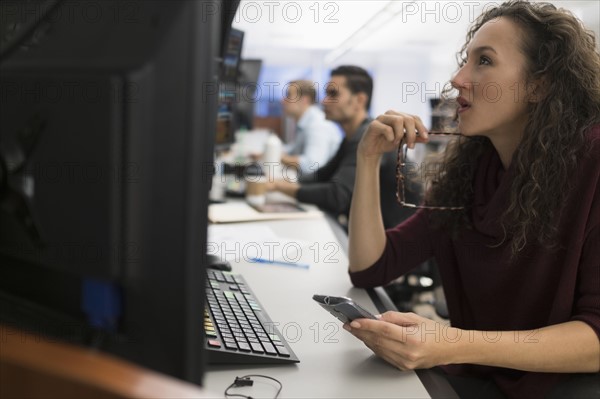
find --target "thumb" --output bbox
[379,311,420,326]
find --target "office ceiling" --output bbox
[234,0,600,65]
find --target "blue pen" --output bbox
[250,257,310,269]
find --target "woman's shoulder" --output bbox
[584,124,600,158]
[586,124,600,143]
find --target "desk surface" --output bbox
[204,215,432,398]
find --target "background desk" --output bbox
[204,215,442,398]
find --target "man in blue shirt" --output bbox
[280,80,342,174]
[268,66,409,228]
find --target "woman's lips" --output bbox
[457,97,471,114]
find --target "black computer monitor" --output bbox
[0,0,229,385]
[215,59,262,148]
[234,59,263,130]
[220,0,242,58]
[215,81,237,149]
[238,59,263,87]
[215,1,243,147]
[221,28,244,83]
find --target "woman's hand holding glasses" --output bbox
[359,110,464,210]
[358,110,430,161]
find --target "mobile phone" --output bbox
[313,295,377,324]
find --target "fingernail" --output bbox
[343,324,351,331]
[375,314,382,319]
[350,321,361,329]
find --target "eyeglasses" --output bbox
[396,132,465,210]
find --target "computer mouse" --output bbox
[206,254,232,272]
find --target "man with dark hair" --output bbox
[268,65,404,226]
[280,80,341,174]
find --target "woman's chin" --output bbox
[457,123,479,137]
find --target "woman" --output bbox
[346,1,600,398]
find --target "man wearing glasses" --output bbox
[267,66,383,225]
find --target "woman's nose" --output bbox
[451,65,471,91]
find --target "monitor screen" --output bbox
[221,28,244,82]
[216,81,237,148]
[234,59,263,130]
[214,59,263,148]
[0,0,228,385]
[238,59,263,85]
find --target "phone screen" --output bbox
[313,295,377,323]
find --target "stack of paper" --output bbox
[208,202,322,224]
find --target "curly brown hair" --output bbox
[426,0,600,256]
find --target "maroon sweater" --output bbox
[350,126,600,399]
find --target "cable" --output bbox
[0,0,62,63]
[224,374,283,399]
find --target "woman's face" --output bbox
[452,17,535,143]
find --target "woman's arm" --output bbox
[456,320,600,373]
[347,155,386,271]
[346,312,600,373]
[348,111,429,272]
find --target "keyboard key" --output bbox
[207,339,221,348]
[238,343,252,352]
[262,343,278,355]
[276,346,290,357]
[234,292,245,300]
[230,335,244,343]
[255,313,268,325]
[269,334,281,342]
[224,340,238,350]
[233,275,244,284]
[219,328,231,336]
[250,342,264,353]
[242,306,253,314]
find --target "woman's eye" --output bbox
[479,56,492,65]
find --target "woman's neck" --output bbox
[489,136,520,170]
[486,118,527,169]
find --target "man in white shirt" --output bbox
[280,80,342,174]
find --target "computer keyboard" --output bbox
[204,270,300,364]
